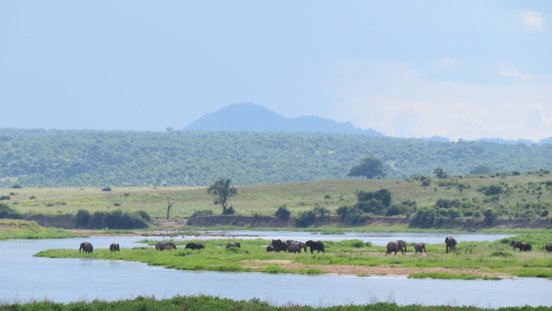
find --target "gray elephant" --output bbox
[185,242,205,250]
[305,240,325,254]
[546,244,552,252]
[414,243,426,254]
[445,236,457,253]
[287,242,303,253]
[109,243,120,252]
[155,241,177,251]
[79,242,94,254]
[287,240,307,253]
[386,240,407,255]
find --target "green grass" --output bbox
[3,295,552,311]
[4,172,552,221]
[35,234,552,280]
[0,219,76,240]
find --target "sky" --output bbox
[0,1,551,141]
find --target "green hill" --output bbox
[1,129,552,187]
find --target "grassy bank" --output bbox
[2,295,552,311]
[0,219,76,240]
[4,172,552,221]
[35,234,552,280]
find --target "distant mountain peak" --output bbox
[184,103,384,136]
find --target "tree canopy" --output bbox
[348,157,385,179]
[207,179,237,215]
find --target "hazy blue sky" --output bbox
[1,1,550,140]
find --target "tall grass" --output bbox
[3,295,552,311]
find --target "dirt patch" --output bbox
[241,259,510,278]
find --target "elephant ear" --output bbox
[445,237,449,243]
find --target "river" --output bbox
[1,232,550,307]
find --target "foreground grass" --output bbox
[35,234,552,280]
[0,219,76,240]
[3,295,552,311]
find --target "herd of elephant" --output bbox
[265,239,325,254]
[77,237,552,255]
[385,236,458,255]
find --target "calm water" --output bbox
[1,233,551,307]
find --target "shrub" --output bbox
[101,186,112,192]
[478,185,503,196]
[0,203,20,219]
[295,211,316,227]
[410,209,439,228]
[75,209,91,227]
[274,205,291,220]
[76,210,147,229]
[483,209,498,226]
[222,206,235,215]
[137,210,151,221]
[336,206,363,226]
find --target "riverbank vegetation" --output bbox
[0,219,75,240]
[3,170,552,229]
[3,295,552,311]
[35,234,552,280]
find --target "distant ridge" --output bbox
[184,103,384,136]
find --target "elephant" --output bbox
[79,242,94,254]
[109,243,120,252]
[546,244,552,252]
[386,240,406,255]
[287,242,303,253]
[185,242,205,250]
[155,241,177,251]
[511,240,532,252]
[271,239,288,252]
[414,243,426,254]
[286,240,307,253]
[266,245,275,252]
[305,240,325,254]
[226,242,241,249]
[445,236,457,253]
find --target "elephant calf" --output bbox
[110,243,120,252]
[79,242,94,254]
[414,243,426,254]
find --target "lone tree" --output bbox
[433,167,449,179]
[348,157,385,179]
[166,197,174,220]
[207,178,237,215]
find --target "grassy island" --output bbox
[35,234,552,280]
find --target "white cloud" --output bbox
[498,66,536,82]
[436,56,458,66]
[521,11,545,32]
[327,61,552,141]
